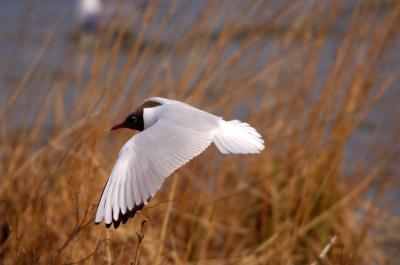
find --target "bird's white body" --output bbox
[75,0,102,30]
[95,97,264,228]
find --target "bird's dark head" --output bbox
[111,109,144,131]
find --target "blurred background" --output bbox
[0,0,399,264]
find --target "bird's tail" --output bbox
[213,120,265,154]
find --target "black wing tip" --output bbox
[122,212,129,224]
[113,218,122,229]
[110,209,133,229]
[102,198,151,229]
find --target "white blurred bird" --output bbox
[74,0,138,32]
[75,0,102,31]
[95,97,265,228]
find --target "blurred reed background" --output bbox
[0,0,400,264]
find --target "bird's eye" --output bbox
[131,117,137,122]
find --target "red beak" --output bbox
[111,123,124,131]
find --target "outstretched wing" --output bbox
[95,106,219,228]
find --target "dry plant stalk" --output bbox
[131,219,148,265]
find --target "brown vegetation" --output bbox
[1,1,400,264]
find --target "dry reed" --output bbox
[1,1,400,264]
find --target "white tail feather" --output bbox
[213,120,265,154]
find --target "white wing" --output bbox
[95,105,219,228]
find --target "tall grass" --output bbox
[1,1,400,264]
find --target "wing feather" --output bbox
[126,176,134,210]
[113,183,120,220]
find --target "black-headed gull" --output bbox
[95,97,264,228]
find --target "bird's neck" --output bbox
[143,107,159,130]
